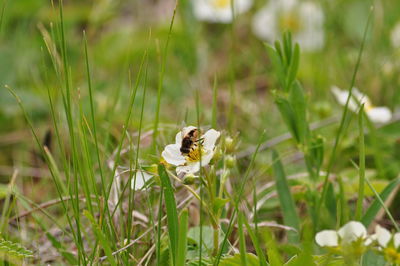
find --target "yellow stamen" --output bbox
[364,102,374,111]
[279,13,301,32]
[186,147,204,162]
[212,0,230,9]
[384,247,400,264]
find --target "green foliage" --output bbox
[272,149,300,242]
[158,164,179,265]
[0,238,33,259]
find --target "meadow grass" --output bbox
[1,0,400,265]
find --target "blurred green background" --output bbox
[1,0,399,186]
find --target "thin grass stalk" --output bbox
[317,7,373,227]
[152,2,177,151]
[83,31,106,205]
[127,51,149,245]
[214,131,266,266]
[195,88,203,265]
[355,105,365,220]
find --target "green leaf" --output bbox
[238,212,248,266]
[243,215,268,266]
[274,95,299,143]
[272,150,300,242]
[265,44,285,88]
[289,81,308,145]
[285,43,300,91]
[0,238,33,258]
[361,177,400,227]
[176,209,189,266]
[213,197,229,213]
[83,210,117,266]
[45,232,78,265]
[158,164,179,265]
[325,182,337,222]
[219,253,262,266]
[355,106,366,220]
[362,251,385,266]
[261,228,283,266]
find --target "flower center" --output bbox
[364,102,374,111]
[279,12,301,33]
[185,147,204,162]
[384,247,400,264]
[212,0,230,9]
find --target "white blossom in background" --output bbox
[391,22,400,48]
[315,221,368,247]
[367,225,400,249]
[331,86,392,124]
[192,0,253,23]
[252,0,324,51]
[162,126,220,176]
[131,170,153,191]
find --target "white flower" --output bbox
[338,221,367,244]
[368,225,400,249]
[331,86,392,124]
[162,126,220,176]
[315,221,367,247]
[252,0,324,51]
[315,230,339,247]
[192,0,252,23]
[131,170,153,191]
[391,22,400,48]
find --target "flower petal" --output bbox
[175,131,183,145]
[201,150,215,166]
[193,0,252,23]
[331,86,358,112]
[374,225,392,248]
[202,129,220,150]
[315,230,339,247]
[338,221,367,244]
[131,171,153,191]
[366,107,392,124]
[162,144,186,166]
[176,162,200,176]
[393,233,400,248]
[252,5,278,43]
[364,234,377,246]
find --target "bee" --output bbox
[180,128,203,155]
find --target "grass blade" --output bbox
[176,209,189,266]
[158,164,179,264]
[361,176,400,228]
[84,210,117,266]
[317,7,373,227]
[238,212,248,266]
[242,213,268,266]
[271,149,300,242]
[355,106,365,220]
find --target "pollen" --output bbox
[279,13,301,32]
[186,147,204,162]
[212,0,230,9]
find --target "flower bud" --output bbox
[224,136,235,152]
[225,155,236,169]
[183,173,197,185]
[212,147,222,162]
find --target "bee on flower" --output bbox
[252,0,324,51]
[331,86,392,124]
[192,0,253,23]
[161,126,220,176]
